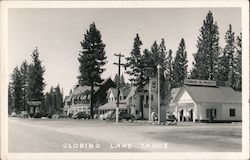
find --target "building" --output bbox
[125,82,158,120]
[63,78,115,115]
[170,79,242,122]
[98,87,130,115]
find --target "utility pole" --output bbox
[114,53,125,123]
[157,64,162,124]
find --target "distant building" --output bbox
[63,78,115,115]
[170,79,242,122]
[125,83,158,120]
[98,87,130,115]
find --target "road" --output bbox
[8,117,242,152]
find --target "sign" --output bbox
[150,78,157,92]
[184,79,216,87]
[27,101,41,106]
[74,98,90,105]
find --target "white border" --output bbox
[1,1,249,160]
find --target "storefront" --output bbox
[171,79,242,122]
[63,78,116,116]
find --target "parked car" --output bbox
[67,113,73,118]
[19,111,29,118]
[100,111,114,120]
[166,114,177,125]
[33,112,44,118]
[119,111,135,121]
[10,112,19,117]
[72,112,91,119]
[52,114,59,119]
[106,111,135,122]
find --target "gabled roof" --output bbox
[121,87,130,97]
[173,85,241,104]
[125,86,137,100]
[72,86,99,96]
[170,87,181,104]
[108,87,131,98]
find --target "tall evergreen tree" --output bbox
[77,22,107,118]
[114,73,126,88]
[28,47,46,112]
[157,39,169,105]
[8,82,14,114]
[217,24,235,87]
[172,38,188,88]
[150,41,160,77]
[54,84,63,112]
[10,66,22,113]
[44,92,51,114]
[20,60,29,111]
[125,34,144,88]
[141,49,154,84]
[166,49,173,89]
[120,74,126,88]
[191,11,220,81]
[234,33,242,91]
[164,49,173,108]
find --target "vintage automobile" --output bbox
[106,111,135,122]
[19,111,29,118]
[166,114,178,125]
[72,112,91,119]
[100,111,114,120]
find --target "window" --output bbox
[151,95,154,101]
[230,109,236,117]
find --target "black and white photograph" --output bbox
[0,1,249,160]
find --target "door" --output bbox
[206,109,216,122]
[189,109,193,121]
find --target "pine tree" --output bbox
[77,22,107,118]
[172,38,188,88]
[54,84,63,112]
[28,47,46,112]
[11,66,22,113]
[157,39,169,105]
[217,24,235,87]
[114,74,118,85]
[20,60,29,111]
[166,49,173,89]
[140,49,152,84]
[8,83,14,114]
[150,41,160,77]
[44,92,51,114]
[164,49,173,107]
[125,34,144,88]
[191,11,220,81]
[234,33,242,91]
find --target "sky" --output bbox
[8,8,242,96]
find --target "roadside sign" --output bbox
[184,79,216,87]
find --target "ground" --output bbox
[8,117,242,152]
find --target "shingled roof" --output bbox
[173,85,241,104]
[98,101,127,110]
